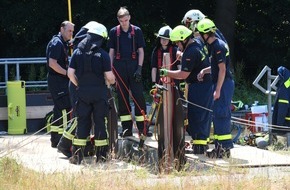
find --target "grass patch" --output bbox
[0,157,289,190]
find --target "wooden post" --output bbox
[162,53,174,173]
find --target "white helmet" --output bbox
[87,23,108,39]
[83,21,99,30]
[181,9,206,31]
[156,26,172,40]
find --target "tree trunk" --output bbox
[215,0,237,70]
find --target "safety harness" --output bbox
[157,46,173,69]
[116,24,136,60]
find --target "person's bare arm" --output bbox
[48,58,67,76]
[197,66,211,81]
[167,69,190,80]
[151,68,157,83]
[67,68,78,87]
[109,48,115,66]
[137,47,144,67]
[104,71,116,85]
[214,63,226,100]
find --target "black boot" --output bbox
[120,121,133,137]
[84,140,95,157]
[57,136,72,158]
[192,145,209,154]
[69,146,84,165]
[95,145,108,163]
[51,132,61,148]
[206,144,231,159]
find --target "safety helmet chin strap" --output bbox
[181,37,190,51]
[201,33,210,44]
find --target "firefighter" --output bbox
[46,21,74,148]
[159,25,212,154]
[57,21,100,158]
[67,23,115,164]
[151,25,180,85]
[197,18,234,157]
[272,66,290,134]
[107,7,149,138]
[70,21,99,51]
[181,9,228,44]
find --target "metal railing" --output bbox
[0,57,47,89]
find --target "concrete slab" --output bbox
[124,134,290,168]
[0,134,142,174]
[1,130,290,174]
[186,144,290,168]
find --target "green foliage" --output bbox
[8,66,15,80]
[235,0,290,69]
[27,64,36,81]
[38,66,47,81]
[0,0,289,99]
[233,61,268,105]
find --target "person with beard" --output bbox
[46,21,74,148]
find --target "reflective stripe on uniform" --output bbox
[192,139,208,145]
[135,115,144,122]
[278,99,289,104]
[120,115,131,122]
[67,118,77,134]
[63,130,74,140]
[214,134,232,141]
[58,127,64,134]
[62,109,68,129]
[73,138,87,146]
[94,139,109,146]
[184,119,188,126]
[284,79,290,88]
[285,117,290,121]
[50,125,59,132]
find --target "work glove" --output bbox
[179,82,186,92]
[159,68,168,77]
[134,65,142,83]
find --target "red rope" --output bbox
[112,66,146,133]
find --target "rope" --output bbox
[112,66,139,130]
[176,97,290,132]
[0,110,73,157]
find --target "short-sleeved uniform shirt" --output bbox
[69,47,111,85]
[107,24,145,60]
[181,41,211,83]
[46,34,69,75]
[151,45,180,83]
[151,45,180,70]
[69,45,111,100]
[208,38,232,83]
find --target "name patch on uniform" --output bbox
[95,52,101,57]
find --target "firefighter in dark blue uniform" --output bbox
[68,22,115,164]
[197,18,234,157]
[46,21,74,148]
[160,25,213,154]
[151,26,180,85]
[108,7,148,138]
[57,21,100,158]
[181,9,228,46]
[272,66,290,134]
